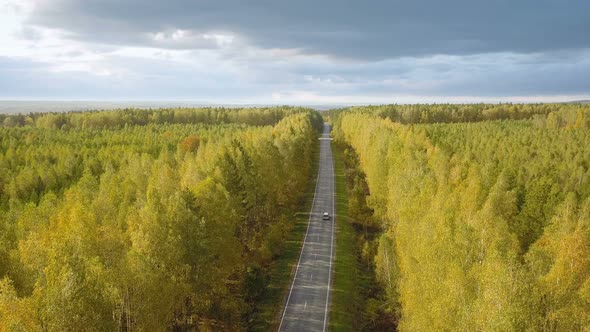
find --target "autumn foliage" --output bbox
[331,103,590,330]
[0,107,322,330]
[179,135,201,153]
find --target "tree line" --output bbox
[331,104,590,331]
[0,107,323,330]
[332,103,590,127]
[0,106,311,130]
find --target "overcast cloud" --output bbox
[1,0,589,103]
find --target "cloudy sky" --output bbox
[1,0,589,104]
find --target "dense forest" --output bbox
[331,103,590,331]
[3,103,590,331]
[0,107,323,330]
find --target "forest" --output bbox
[0,107,323,330]
[2,103,590,331]
[330,103,590,331]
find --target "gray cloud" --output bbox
[26,0,590,59]
[0,55,264,100]
[2,47,589,101]
[3,0,588,102]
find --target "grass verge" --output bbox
[329,142,361,331]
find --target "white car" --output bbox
[322,212,330,220]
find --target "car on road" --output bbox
[322,212,330,220]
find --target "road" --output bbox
[279,122,335,332]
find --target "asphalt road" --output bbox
[279,123,335,332]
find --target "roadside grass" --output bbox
[249,140,321,331]
[329,143,361,331]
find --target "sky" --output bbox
[0,0,589,104]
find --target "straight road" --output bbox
[279,122,335,332]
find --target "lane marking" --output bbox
[278,126,327,331]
